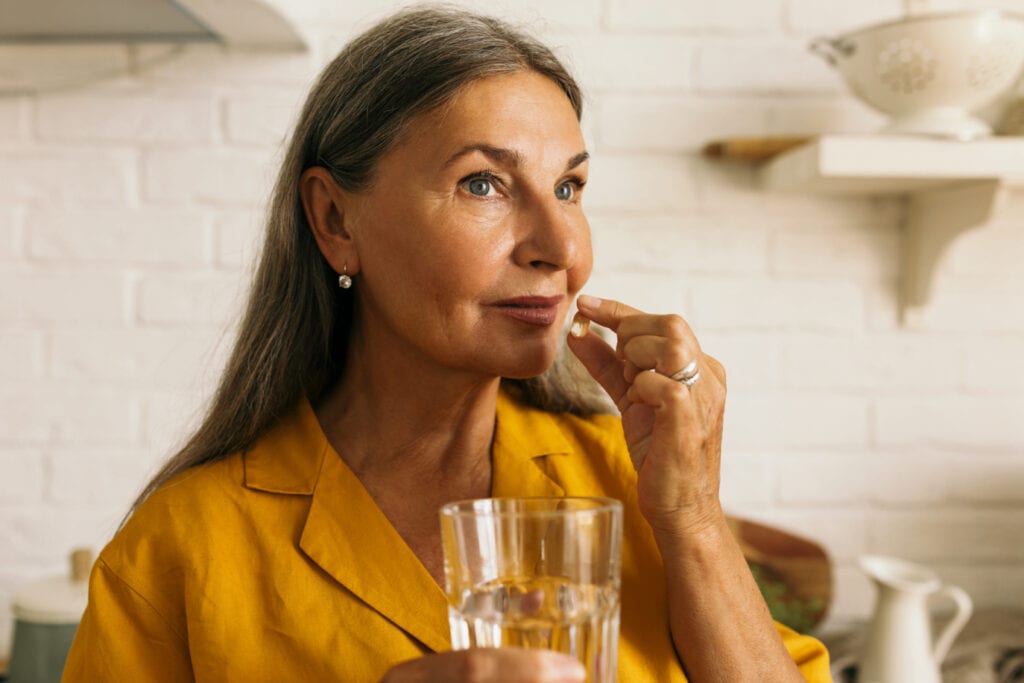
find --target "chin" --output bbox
[496,351,559,381]
[474,328,562,379]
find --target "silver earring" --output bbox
[338,264,352,289]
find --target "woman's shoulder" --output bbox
[83,452,249,631]
[103,454,246,565]
[133,452,246,520]
[109,398,327,562]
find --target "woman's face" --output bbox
[345,70,592,380]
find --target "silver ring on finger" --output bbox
[669,359,700,387]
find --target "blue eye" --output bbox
[466,177,494,196]
[555,182,574,201]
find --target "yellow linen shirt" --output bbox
[64,390,830,682]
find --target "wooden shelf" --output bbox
[758,135,1024,324]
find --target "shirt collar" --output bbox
[243,389,577,496]
[491,388,573,498]
[493,387,574,459]
[241,389,580,652]
[243,399,327,495]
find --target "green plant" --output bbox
[748,562,824,633]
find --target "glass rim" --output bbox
[439,496,622,519]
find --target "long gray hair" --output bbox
[132,5,608,511]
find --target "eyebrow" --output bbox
[443,144,589,172]
[565,150,590,172]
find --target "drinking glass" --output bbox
[439,497,623,683]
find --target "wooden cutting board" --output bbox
[727,515,832,629]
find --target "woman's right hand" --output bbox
[380,649,586,682]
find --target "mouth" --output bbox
[490,295,564,326]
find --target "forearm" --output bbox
[654,515,806,683]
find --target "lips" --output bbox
[490,295,564,326]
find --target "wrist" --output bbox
[646,505,731,556]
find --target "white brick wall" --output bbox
[35,91,218,144]
[0,271,126,324]
[0,209,17,260]
[213,209,264,269]
[695,38,841,93]
[692,279,867,331]
[0,100,25,142]
[875,396,1024,448]
[135,272,245,325]
[607,0,786,33]
[28,208,210,265]
[722,393,869,449]
[785,0,902,34]
[779,336,963,391]
[0,149,135,204]
[869,509,1024,562]
[223,91,305,146]
[0,331,44,381]
[0,450,45,505]
[583,153,700,212]
[558,34,696,92]
[2,0,1023,657]
[141,148,278,205]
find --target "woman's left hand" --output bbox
[567,295,727,539]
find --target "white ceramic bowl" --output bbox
[811,10,1024,140]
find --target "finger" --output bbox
[577,297,701,362]
[566,320,630,403]
[568,315,668,388]
[702,353,727,387]
[624,371,704,468]
[382,648,586,683]
[623,359,644,385]
[614,314,699,361]
[574,294,643,333]
[577,295,696,342]
[626,371,722,480]
[621,334,699,377]
[627,360,726,440]
[626,369,698,421]
[574,297,717,393]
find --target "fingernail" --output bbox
[576,294,601,309]
[569,312,590,338]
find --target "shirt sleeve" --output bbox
[776,622,833,682]
[62,558,195,683]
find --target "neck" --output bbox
[314,327,501,483]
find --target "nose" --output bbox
[513,191,589,273]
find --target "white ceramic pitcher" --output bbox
[859,555,973,683]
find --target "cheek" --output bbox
[418,236,510,312]
[436,219,514,275]
[462,197,513,226]
[569,217,594,293]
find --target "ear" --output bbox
[299,167,360,276]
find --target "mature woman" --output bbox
[64,7,829,682]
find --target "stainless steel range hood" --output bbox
[0,0,305,48]
[0,0,306,94]
[1,0,217,43]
